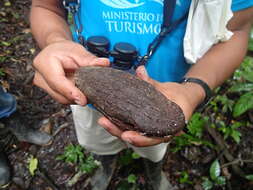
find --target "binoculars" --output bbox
[86,36,138,73]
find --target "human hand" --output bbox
[98,66,204,147]
[98,117,183,147]
[33,40,110,105]
[135,66,203,121]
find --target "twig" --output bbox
[67,170,85,187]
[205,125,245,177]
[36,169,59,190]
[24,73,34,85]
[53,123,69,137]
[222,159,253,168]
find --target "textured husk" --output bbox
[74,66,185,137]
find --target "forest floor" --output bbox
[1,1,253,190]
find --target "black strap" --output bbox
[138,0,188,67]
[162,0,177,28]
[180,77,213,110]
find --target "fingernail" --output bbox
[98,58,110,65]
[139,66,147,75]
[74,99,82,105]
[74,96,84,105]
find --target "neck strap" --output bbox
[63,0,188,67]
[138,0,188,67]
[163,0,177,28]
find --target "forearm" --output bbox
[186,26,250,89]
[182,23,251,107]
[30,0,72,48]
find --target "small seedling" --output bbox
[179,171,192,185]
[116,174,140,190]
[171,113,213,152]
[217,121,242,144]
[56,144,100,174]
[118,149,140,166]
[202,160,226,190]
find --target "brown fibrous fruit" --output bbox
[74,66,185,137]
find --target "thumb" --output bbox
[136,65,156,85]
[89,57,110,67]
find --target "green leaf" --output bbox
[119,149,134,166]
[0,68,6,76]
[202,177,213,190]
[1,41,11,46]
[127,174,137,184]
[215,176,226,185]
[210,160,221,180]
[56,155,66,161]
[233,92,253,117]
[132,152,141,159]
[228,83,253,93]
[116,180,132,190]
[246,175,253,181]
[28,156,38,176]
[231,130,241,144]
[215,95,234,113]
[187,113,207,138]
[233,57,253,81]
[80,155,99,174]
[241,58,253,82]
[244,72,253,83]
[179,171,192,184]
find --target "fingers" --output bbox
[47,74,87,105]
[33,71,87,105]
[33,72,71,104]
[121,131,170,147]
[69,44,110,67]
[34,55,87,105]
[32,41,110,105]
[98,116,178,147]
[98,117,123,138]
[136,65,157,85]
[89,57,110,67]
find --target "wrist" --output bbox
[180,77,212,110]
[180,80,206,109]
[46,32,72,47]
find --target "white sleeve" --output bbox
[183,0,234,64]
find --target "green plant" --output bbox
[171,113,214,152]
[0,41,11,47]
[0,68,6,77]
[57,144,84,164]
[116,174,140,190]
[246,175,253,181]
[127,174,138,184]
[233,91,253,117]
[79,155,100,173]
[213,95,235,113]
[56,144,100,174]
[229,57,253,117]
[118,149,140,166]
[217,121,242,144]
[179,171,193,185]
[202,160,226,190]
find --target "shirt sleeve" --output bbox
[232,0,253,12]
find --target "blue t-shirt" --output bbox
[73,0,253,82]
